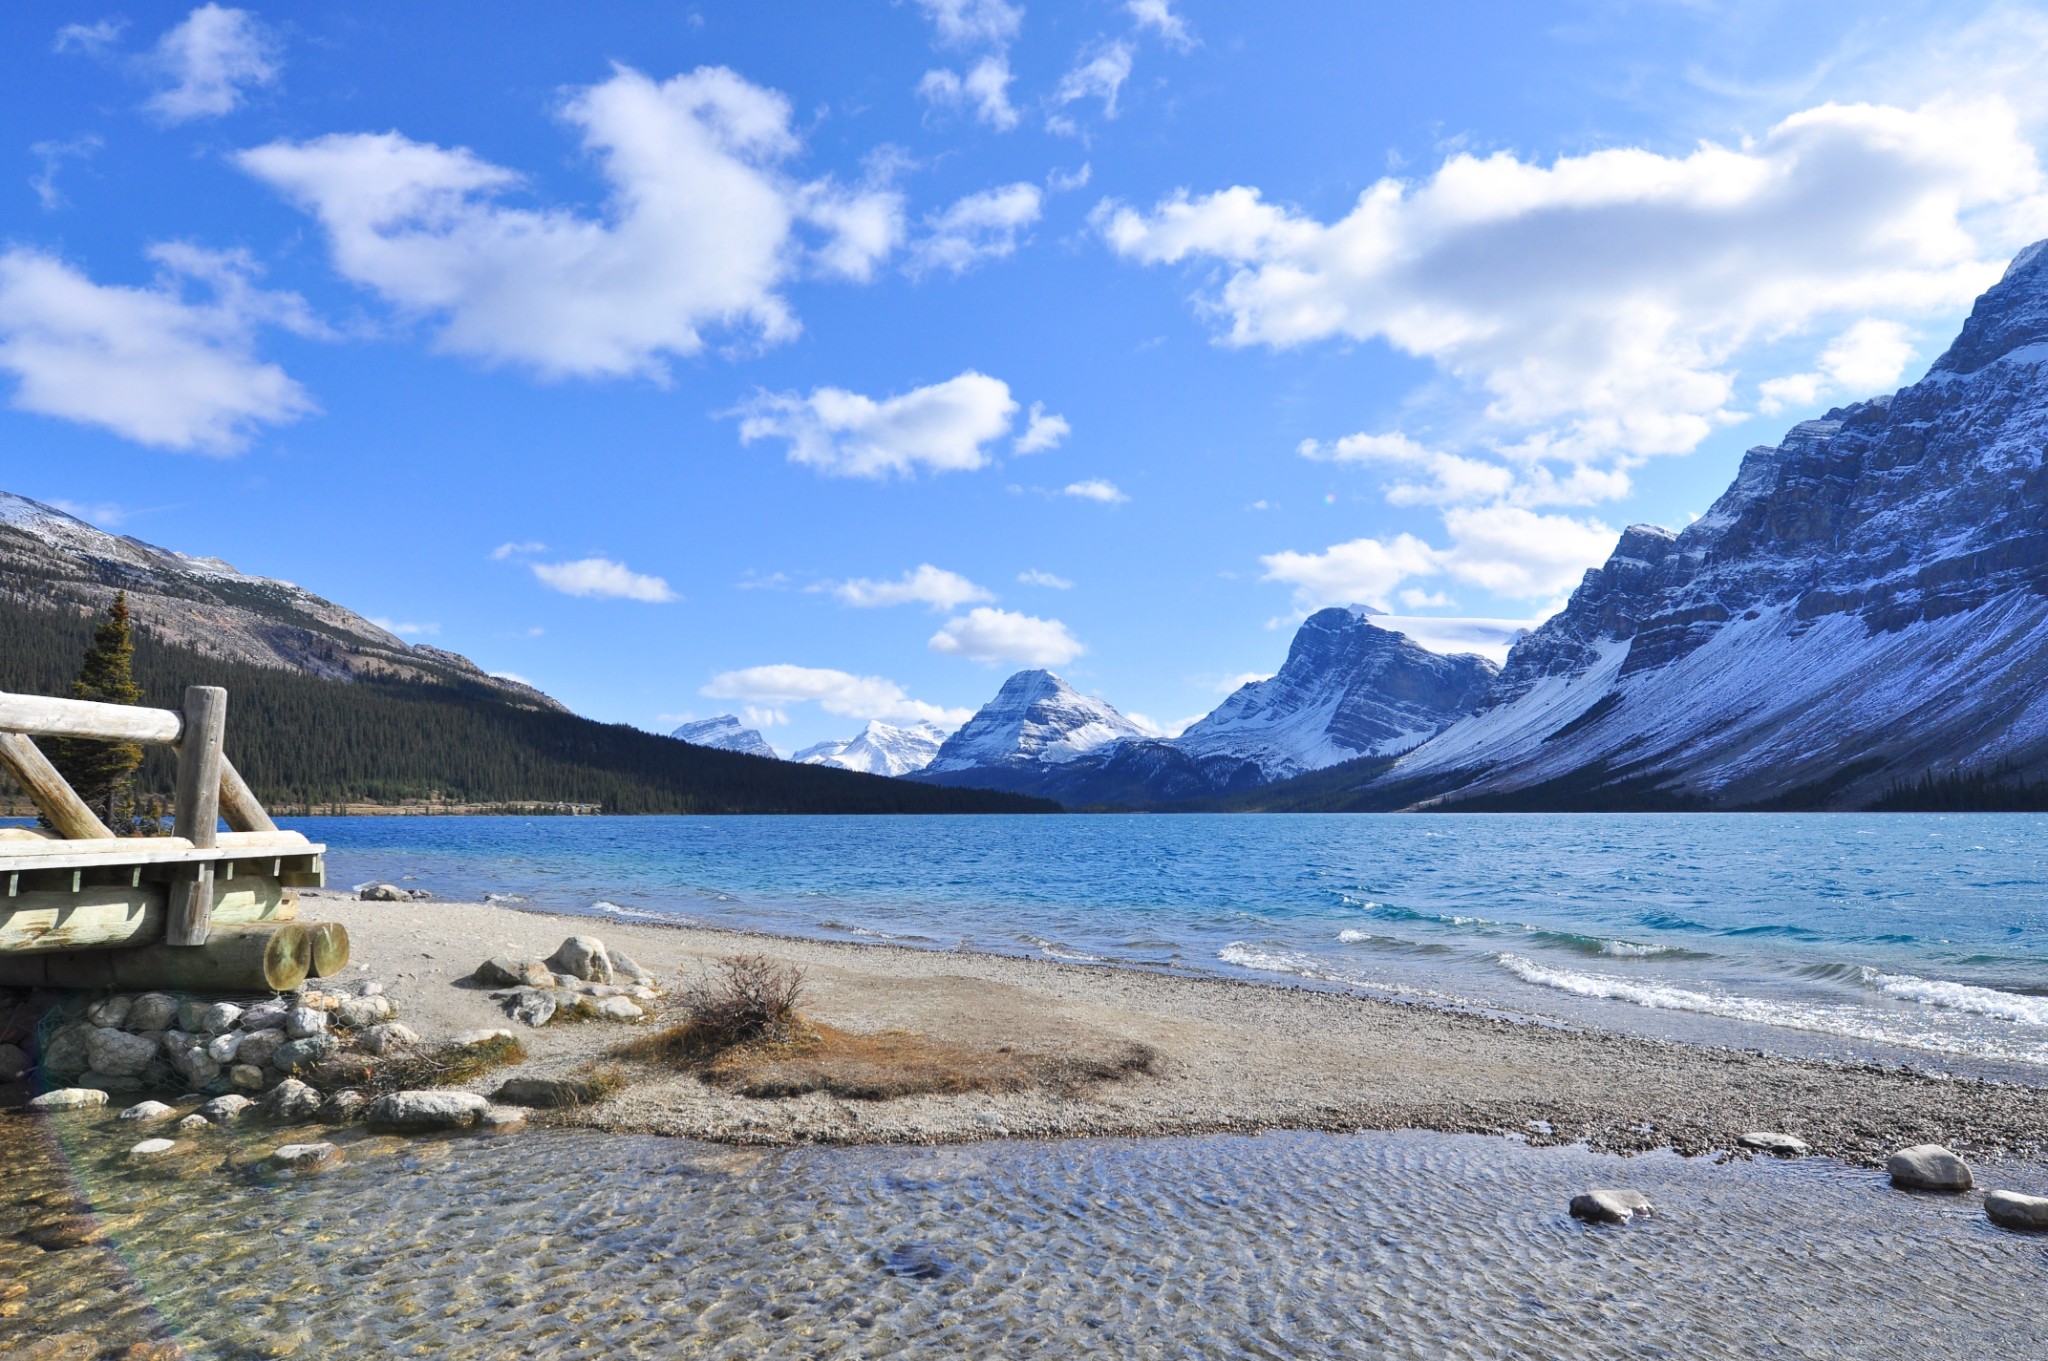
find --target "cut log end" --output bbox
[307,921,350,978]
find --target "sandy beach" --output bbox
[298,888,2048,1165]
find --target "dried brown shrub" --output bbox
[679,954,808,1049]
[369,1032,527,1092]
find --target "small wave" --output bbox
[1334,929,1454,956]
[1598,940,1689,958]
[483,892,529,905]
[1368,905,1706,961]
[1021,934,1108,964]
[1868,971,2048,1027]
[590,900,671,923]
[1494,953,2048,1063]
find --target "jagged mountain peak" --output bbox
[1929,237,2048,377]
[671,715,778,761]
[793,719,949,777]
[922,670,1146,774]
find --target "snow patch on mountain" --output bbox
[670,715,779,760]
[922,670,1147,774]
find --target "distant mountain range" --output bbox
[0,493,1048,816]
[794,720,950,777]
[671,715,780,761]
[906,238,2048,812]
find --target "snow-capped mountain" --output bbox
[1362,238,2048,810]
[794,720,949,777]
[0,490,560,710]
[913,670,1148,790]
[671,715,779,761]
[1175,606,1498,782]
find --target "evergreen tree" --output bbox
[48,593,146,828]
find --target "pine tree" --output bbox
[48,593,146,829]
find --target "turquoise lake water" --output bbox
[303,812,2048,1077]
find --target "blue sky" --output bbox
[6,1,2048,752]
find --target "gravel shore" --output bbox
[304,889,2048,1165]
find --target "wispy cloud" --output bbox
[530,556,677,602]
[1063,478,1127,504]
[929,606,1084,665]
[825,564,995,611]
[1014,401,1070,454]
[1017,568,1073,589]
[144,4,281,123]
[734,370,1021,478]
[704,662,971,726]
[369,617,440,638]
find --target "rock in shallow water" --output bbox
[1569,1189,1655,1225]
[1738,1132,1810,1158]
[366,1090,489,1132]
[1888,1144,1973,1192]
[1985,1189,2048,1231]
[494,1076,601,1108]
[127,1138,177,1162]
[119,1100,177,1123]
[259,1078,324,1124]
[28,1088,107,1112]
[268,1142,344,1174]
[176,1113,210,1134]
[195,1094,254,1125]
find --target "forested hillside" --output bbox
[1,600,1052,816]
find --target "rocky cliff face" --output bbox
[1176,606,1498,782]
[914,670,1148,790]
[1386,239,2048,809]
[0,491,561,710]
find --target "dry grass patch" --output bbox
[370,1033,528,1093]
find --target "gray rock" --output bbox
[359,883,409,902]
[478,1105,526,1132]
[1569,1189,1655,1225]
[86,1027,160,1078]
[206,1030,244,1064]
[157,1027,195,1057]
[359,1022,420,1056]
[128,1137,179,1162]
[366,1090,490,1132]
[1985,1189,2048,1231]
[626,985,661,1003]
[592,996,644,1023]
[546,935,614,984]
[284,1007,329,1040]
[494,1076,602,1108]
[240,1000,291,1032]
[28,1087,108,1112]
[195,1094,254,1125]
[229,1064,266,1091]
[236,1027,289,1068]
[321,1090,368,1123]
[356,979,384,997]
[0,1041,27,1081]
[609,949,654,985]
[197,1002,243,1035]
[87,995,133,1028]
[475,956,555,988]
[509,990,557,1027]
[259,1077,324,1124]
[166,1044,221,1089]
[268,1141,344,1174]
[177,1000,211,1033]
[119,1099,178,1123]
[449,1028,515,1049]
[41,1021,94,1075]
[336,995,394,1029]
[1889,1144,1973,1192]
[126,992,179,1032]
[176,1113,211,1133]
[274,1035,340,1073]
[1738,1132,1810,1158]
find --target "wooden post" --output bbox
[167,686,227,946]
[0,732,115,841]
[0,921,312,993]
[218,755,277,834]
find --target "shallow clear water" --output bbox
[307,812,2048,1075]
[5,1117,2046,1360]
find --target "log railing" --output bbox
[0,686,286,947]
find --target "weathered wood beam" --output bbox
[0,693,182,744]
[0,878,294,954]
[218,755,277,834]
[167,686,227,946]
[0,731,114,841]
[0,922,311,993]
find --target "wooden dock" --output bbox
[0,686,337,993]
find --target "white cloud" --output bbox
[238,66,905,380]
[1437,505,1615,598]
[1210,670,1273,693]
[30,136,103,211]
[909,182,1043,277]
[1054,42,1134,120]
[1126,711,1204,739]
[54,19,125,54]
[489,670,534,686]
[827,563,994,611]
[915,0,1023,49]
[530,557,677,602]
[369,617,440,637]
[490,540,546,560]
[0,244,317,453]
[1398,587,1455,609]
[704,663,971,727]
[735,369,1020,478]
[918,55,1019,131]
[144,5,280,122]
[1048,163,1093,194]
[1758,318,1917,413]
[1014,401,1070,453]
[1101,97,2048,487]
[929,607,1085,665]
[1259,534,1443,613]
[1126,0,1195,51]
[1063,478,1127,503]
[1373,615,1536,665]
[1300,431,1519,507]
[1018,568,1073,589]
[48,499,129,527]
